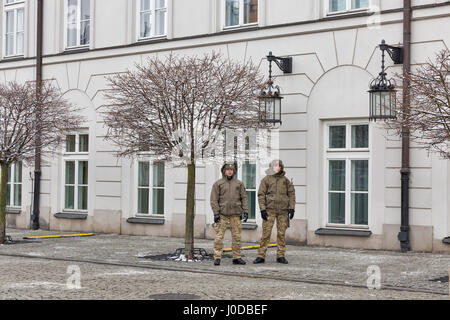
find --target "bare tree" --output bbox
[0,81,83,244]
[387,49,450,158]
[104,52,268,259]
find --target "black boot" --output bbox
[253,257,265,264]
[232,258,246,265]
[277,257,288,264]
[214,259,221,266]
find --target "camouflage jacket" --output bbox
[258,171,296,215]
[210,169,249,217]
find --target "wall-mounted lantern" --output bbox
[259,52,292,125]
[368,40,403,121]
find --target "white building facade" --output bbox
[2,0,450,253]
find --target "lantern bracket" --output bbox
[379,40,403,65]
[369,40,403,91]
[267,52,292,74]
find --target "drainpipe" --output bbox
[398,0,411,253]
[32,0,43,230]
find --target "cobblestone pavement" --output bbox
[0,228,449,300]
[0,255,446,300]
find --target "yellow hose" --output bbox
[23,233,95,239]
[223,243,277,252]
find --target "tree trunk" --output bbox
[184,162,196,259]
[0,162,9,244]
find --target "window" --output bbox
[241,136,257,221]
[7,162,22,207]
[138,0,167,39]
[328,0,369,14]
[137,161,165,215]
[66,0,90,48]
[223,130,258,221]
[325,123,369,226]
[3,0,25,57]
[224,0,258,28]
[63,133,89,211]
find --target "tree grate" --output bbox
[139,248,214,262]
[138,248,241,261]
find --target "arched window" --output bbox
[326,122,369,226]
[63,132,89,211]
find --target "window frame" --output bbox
[222,0,259,30]
[223,129,259,222]
[136,0,168,41]
[326,123,370,153]
[238,148,258,222]
[64,133,89,155]
[2,0,26,58]
[62,131,89,213]
[326,0,371,16]
[6,161,22,209]
[324,121,371,229]
[135,159,166,217]
[64,0,91,50]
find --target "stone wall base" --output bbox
[6,210,450,253]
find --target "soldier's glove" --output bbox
[241,212,248,223]
[288,209,295,220]
[214,214,221,223]
[261,210,268,221]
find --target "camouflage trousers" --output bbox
[213,215,242,260]
[257,212,289,259]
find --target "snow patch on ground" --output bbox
[26,252,45,257]
[97,269,154,277]
[169,254,203,262]
[400,271,426,276]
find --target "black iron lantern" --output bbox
[259,52,292,125]
[368,40,403,121]
[259,80,283,125]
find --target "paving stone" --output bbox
[0,228,449,300]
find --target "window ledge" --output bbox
[127,217,165,225]
[137,35,168,43]
[326,8,368,17]
[6,208,21,215]
[442,237,450,244]
[242,223,258,230]
[1,55,25,63]
[221,24,259,33]
[315,228,372,237]
[63,47,90,55]
[54,212,88,220]
[223,222,258,230]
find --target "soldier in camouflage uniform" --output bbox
[210,163,249,266]
[254,160,296,264]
